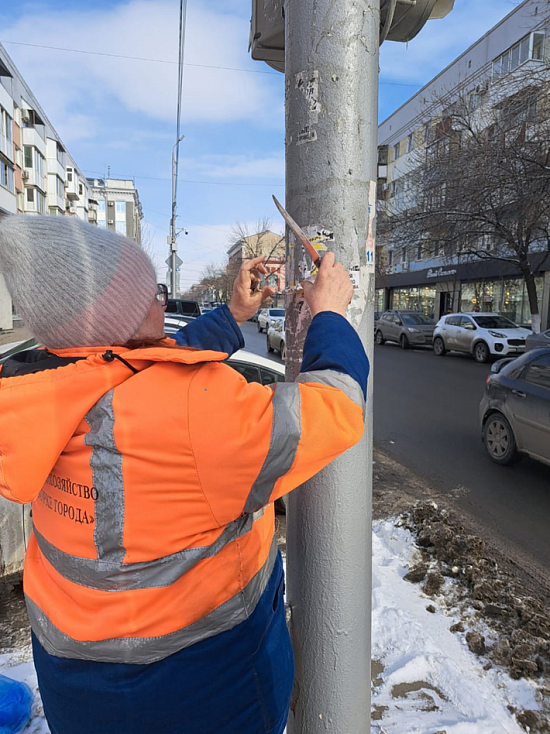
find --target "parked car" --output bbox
[433,312,531,363]
[375,311,435,349]
[526,328,550,351]
[165,298,201,319]
[266,317,286,360]
[248,309,261,323]
[226,349,285,384]
[164,314,194,336]
[257,308,285,333]
[480,348,550,466]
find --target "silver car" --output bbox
[257,308,285,333]
[375,311,435,349]
[433,312,531,363]
[266,317,286,360]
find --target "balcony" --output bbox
[47,157,65,181]
[22,127,46,157]
[0,133,14,163]
[21,168,45,192]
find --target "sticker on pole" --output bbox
[366,180,377,272]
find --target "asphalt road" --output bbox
[241,320,284,365]
[242,321,550,573]
[373,341,550,571]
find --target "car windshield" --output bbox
[473,315,517,329]
[269,309,285,317]
[401,314,434,325]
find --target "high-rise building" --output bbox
[87,178,143,244]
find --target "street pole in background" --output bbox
[169,134,185,297]
[284,1,379,732]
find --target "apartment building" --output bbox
[0,42,96,332]
[376,0,550,328]
[87,178,143,244]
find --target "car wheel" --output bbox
[483,412,520,465]
[400,334,409,350]
[267,336,273,353]
[474,341,490,363]
[375,330,385,346]
[280,341,286,361]
[433,337,446,356]
[257,322,263,333]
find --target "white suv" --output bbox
[433,312,531,363]
[257,308,285,333]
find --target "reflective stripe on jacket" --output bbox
[0,342,365,664]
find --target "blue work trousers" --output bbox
[32,551,293,734]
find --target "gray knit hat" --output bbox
[0,215,157,348]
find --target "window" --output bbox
[493,33,545,79]
[116,201,126,213]
[417,244,423,261]
[0,108,12,142]
[393,142,401,160]
[23,146,33,168]
[66,167,73,182]
[446,316,461,326]
[98,220,107,228]
[79,183,83,196]
[388,250,393,267]
[0,160,14,191]
[116,221,127,235]
[524,356,550,390]
[26,188,34,203]
[407,133,414,153]
[532,33,545,61]
[97,199,105,212]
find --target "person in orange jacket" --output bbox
[0,215,368,734]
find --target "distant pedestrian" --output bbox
[0,215,368,734]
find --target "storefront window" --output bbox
[375,289,385,315]
[460,277,544,325]
[391,287,436,318]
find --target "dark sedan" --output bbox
[480,348,550,466]
[526,328,550,351]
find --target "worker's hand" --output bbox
[229,256,277,326]
[302,252,353,318]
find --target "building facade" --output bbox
[0,42,95,332]
[376,0,550,329]
[87,178,143,244]
[227,230,286,295]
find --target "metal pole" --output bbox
[170,134,184,297]
[284,1,379,732]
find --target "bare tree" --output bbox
[229,219,285,260]
[383,62,550,331]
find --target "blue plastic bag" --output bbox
[0,674,33,734]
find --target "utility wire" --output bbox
[83,168,285,187]
[0,40,423,86]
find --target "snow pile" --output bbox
[372,518,545,733]
[0,517,547,733]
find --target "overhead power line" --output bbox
[0,40,423,86]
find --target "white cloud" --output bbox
[1,0,282,138]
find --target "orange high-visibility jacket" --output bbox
[0,343,365,664]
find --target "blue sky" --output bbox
[0,0,519,289]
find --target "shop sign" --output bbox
[426,267,458,280]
